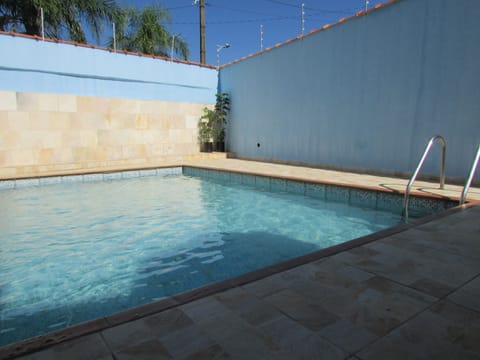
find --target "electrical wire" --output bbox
[144,1,362,27]
[164,5,194,11]
[172,15,298,25]
[208,4,278,17]
[263,0,360,14]
[263,0,301,8]
[171,12,357,25]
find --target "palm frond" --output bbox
[0,1,190,60]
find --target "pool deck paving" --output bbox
[2,158,480,360]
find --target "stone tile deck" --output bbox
[2,159,480,360]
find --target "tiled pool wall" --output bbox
[0,165,456,217]
[182,167,457,217]
[0,167,182,190]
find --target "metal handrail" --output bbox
[460,144,480,205]
[403,135,446,221]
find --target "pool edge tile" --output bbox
[0,317,110,360]
[255,175,270,190]
[0,180,15,190]
[325,185,351,203]
[105,298,179,327]
[350,189,377,208]
[39,177,63,186]
[83,173,104,182]
[61,175,84,183]
[305,182,326,199]
[287,179,306,196]
[270,178,287,192]
[15,178,40,188]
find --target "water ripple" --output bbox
[0,175,401,346]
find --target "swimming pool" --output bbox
[0,167,454,346]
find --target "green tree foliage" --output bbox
[0,0,120,43]
[111,5,189,60]
[211,93,230,142]
[0,1,189,59]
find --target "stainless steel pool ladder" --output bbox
[402,135,446,221]
[460,144,480,205]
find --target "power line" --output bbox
[171,15,298,25]
[171,11,355,26]
[307,8,359,15]
[205,3,351,19]
[164,5,194,11]
[208,4,277,17]
[263,0,359,14]
[264,0,300,9]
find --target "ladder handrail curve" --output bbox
[403,135,446,221]
[460,144,480,205]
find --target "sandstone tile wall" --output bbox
[0,91,211,179]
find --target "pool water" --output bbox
[0,172,404,346]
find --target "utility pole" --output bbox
[199,0,206,64]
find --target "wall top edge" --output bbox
[219,0,399,70]
[0,30,217,70]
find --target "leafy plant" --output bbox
[198,93,230,148]
[198,107,214,143]
[0,0,121,43]
[109,5,189,59]
[211,93,230,143]
[0,1,189,59]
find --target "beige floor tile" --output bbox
[359,301,480,360]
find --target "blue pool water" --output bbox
[0,171,406,346]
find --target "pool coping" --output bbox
[0,165,477,359]
[0,163,465,202]
[183,165,459,202]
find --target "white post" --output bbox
[40,7,45,40]
[260,24,264,51]
[216,43,230,69]
[171,34,176,61]
[301,3,305,35]
[365,0,370,12]
[112,22,116,52]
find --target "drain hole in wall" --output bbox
[257,143,261,148]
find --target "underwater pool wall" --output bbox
[219,0,480,180]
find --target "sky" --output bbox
[110,0,387,66]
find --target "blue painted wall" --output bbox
[220,0,480,179]
[0,34,217,104]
